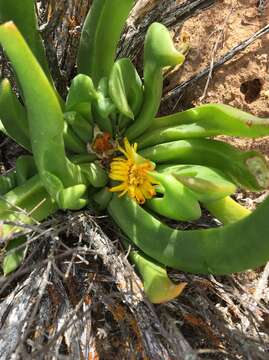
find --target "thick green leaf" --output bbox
[109,193,269,275]
[64,111,93,144]
[15,155,36,185]
[146,171,201,221]
[0,79,30,150]
[125,23,186,140]
[0,175,57,239]
[158,164,237,202]
[78,0,134,85]
[0,22,83,194]
[128,246,186,304]
[140,139,269,191]
[66,74,98,122]
[2,236,26,275]
[203,196,251,225]
[0,0,52,82]
[109,58,143,120]
[0,171,17,195]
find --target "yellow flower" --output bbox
[109,138,158,204]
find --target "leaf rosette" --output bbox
[0,0,269,303]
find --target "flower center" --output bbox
[129,163,149,185]
[108,138,158,204]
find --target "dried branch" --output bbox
[0,267,49,359]
[254,262,269,302]
[70,212,199,360]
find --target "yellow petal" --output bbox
[109,137,157,204]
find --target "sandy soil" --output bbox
[165,0,269,156]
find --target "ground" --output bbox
[167,0,269,158]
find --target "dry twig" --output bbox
[71,212,199,360]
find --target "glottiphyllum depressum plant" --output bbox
[0,0,269,304]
